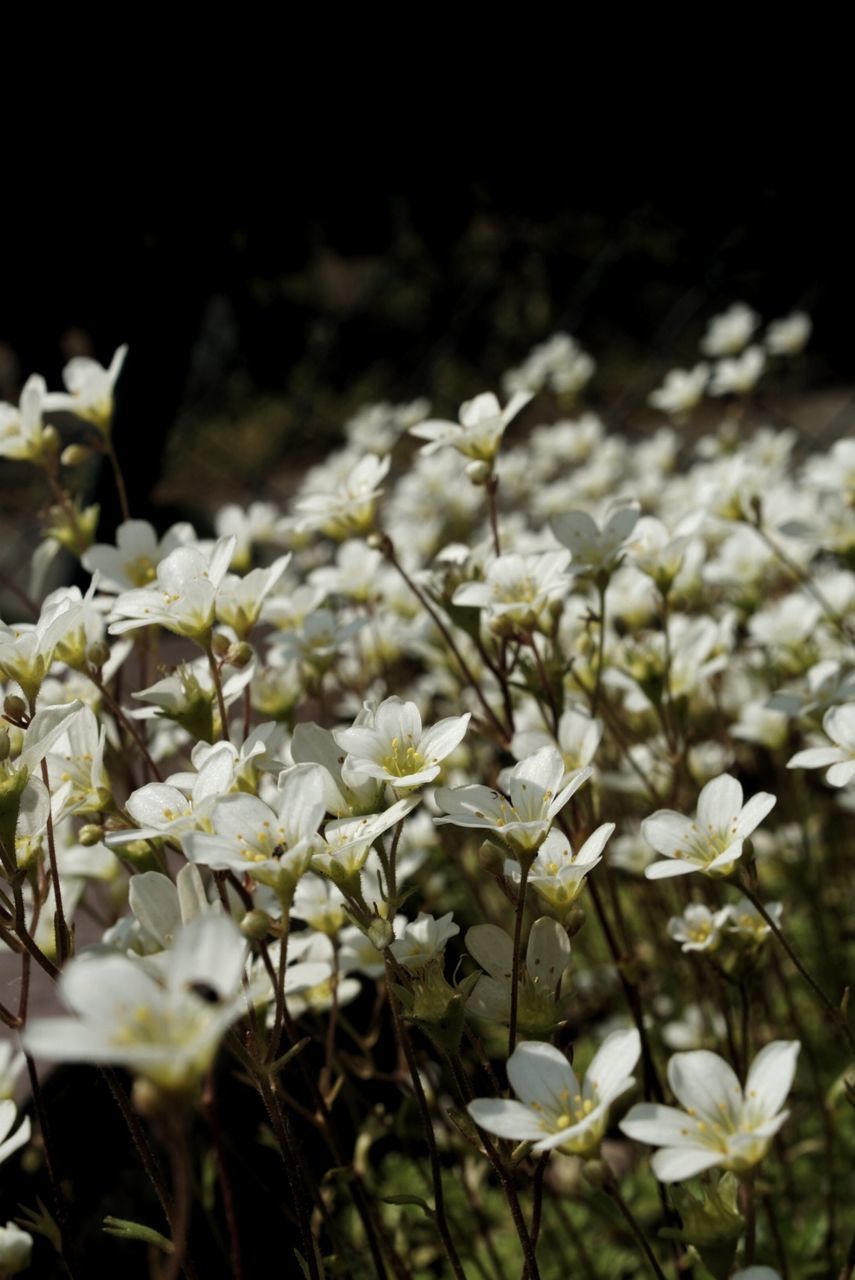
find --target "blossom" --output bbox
[465,916,572,1033]
[108,535,237,642]
[0,1219,33,1273]
[215,554,291,638]
[292,453,390,538]
[701,304,759,357]
[510,706,603,776]
[82,519,196,592]
[0,374,54,463]
[44,345,128,432]
[390,911,459,970]
[333,696,470,791]
[549,503,640,578]
[648,364,709,418]
[468,1030,640,1155]
[642,774,776,879]
[708,347,766,397]
[452,550,570,631]
[24,915,247,1093]
[0,1100,31,1166]
[766,312,811,356]
[435,747,592,857]
[410,390,533,463]
[505,824,614,911]
[787,703,855,787]
[667,903,730,953]
[620,1040,799,1181]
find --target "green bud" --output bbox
[226,642,254,669]
[61,443,94,467]
[240,909,273,941]
[87,640,111,670]
[210,632,231,657]
[77,823,105,847]
[3,695,27,722]
[368,916,395,951]
[563,907,586,937]
[581,1159,611,1190]
[465,460,492,486]
[0,728,9,762]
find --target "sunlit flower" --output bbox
[334,696,470,791]
[787,703,855,787]
[620,1040,799,1180]
[410,391,533,463]
[44,345,128,433]
[642,774,776,879]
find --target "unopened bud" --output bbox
[368,916,395,951]
[564,907,586,937]
[78,823,105,847]
[210,632,230,657]
[477,841,505,874]
[41,425,60,454]
[0,728,9,762]
[226,642,253,669]
[465,460,492,486]
[87,640,110,670]
[3,695,27,722]
[240,909,272,941]
[131,1078,165,1119]
[61,443,94,467]
[582,1159,611,1190]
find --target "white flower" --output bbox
[549,503,640,578]
[107,747,239,846]
[390,912,459,970]
[0,1219,33,1273]
[787,703,855,787]
[468,1030,640,1156]
[708,347,766,397]
[181,764,327,896]
[83,519,196,592]
[435,747,592,858]
[0,1100,31,1166]
[465,916,572,1033]
[506,824,613,911]
[620,1040,799,1181]
[510,706,603,776]
[215,554,291,638]
[292,454,390,538]
[649,365,709,418]
[766,312,811,356]
[667,903,730,953]
[642,774,776,880]
[725,897,782,947]
[24,915,247,1092]
[453,550,570,631]
[44,345,127,431]
[410,390,533,463]
[310,795,420,881]
[333,696,470,791]
[701,304,759,357]
[108,535,237,642]
[0,374,53,463]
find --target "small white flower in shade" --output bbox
[410,390,533,463]
[0,1218,33,1273]
[505,824,614,911]
[549,503,640,578]
[452,550,570,631]
[708,347,766,397]
[725,897,782,947]
[23,915,247,1093]
[642,774,776,880]
[291,875,348,935]
[468,1030,640,1156]
[0,1100,31,1166]
[465,916,572,1034]
[108,535,237,642]
[333,696,470,791]
[667,903,730,953]
[765,311,811,356]
[310,794,420,881]
[82,519,196,592]
[434,747,592,858]
[510,706,603,777]
[390,912,459,971]
[648,364,709,418]
[620,1040,799,1181]
[662,1004,727,1051]
[106,747,240,846]
[787,703,855,787]
[278,933,361,1018]
[701,303,759,357]
[43,345,127,432]
[0,374,53,463]
[215,501,282,570]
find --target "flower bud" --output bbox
[61,443,94,467]
[240,909,272,941]
[0,729,9,763]
[41,424,60,454]
[77,823,105,847]
[368,916,395,951]
[132,1078,165,1119]
[87,640,111,671]
[465,460,492,486]
[210,632,231,657]
[582,1159,611,1190]
[3,695,27,723]
[563,907,586,937]
[226,642,254,669]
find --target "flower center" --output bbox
[381,737,426,777]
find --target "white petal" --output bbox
[744,1041,799,1122]
[586,1028,640,1103]
[507,1041,578,1112]
[697,774,743,831]
[667,1050,742,1127]
[467,1098,544,1142]
[640,810,693,857]
[650,1146,725,1181]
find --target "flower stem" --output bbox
[604,1177,668,1280]
[739,876,855,1056]
[205,643,231,743]
[509,858,531,1056]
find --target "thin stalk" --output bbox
[384,956,466,1279]
[604,1179,668,1280]
[39,759,70,962]
[591,581,608,717]
[741,1171,756,1267]
[205,644,231,743]
[89,672,164,781]
[104,436,132,524]
[204,1072,244,1280]
[738,876,855,1055]
[509,859,531,1056]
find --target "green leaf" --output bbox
[102,1216,173,1254]
[381,1194,435,1215]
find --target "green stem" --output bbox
[509,858,531,1056]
